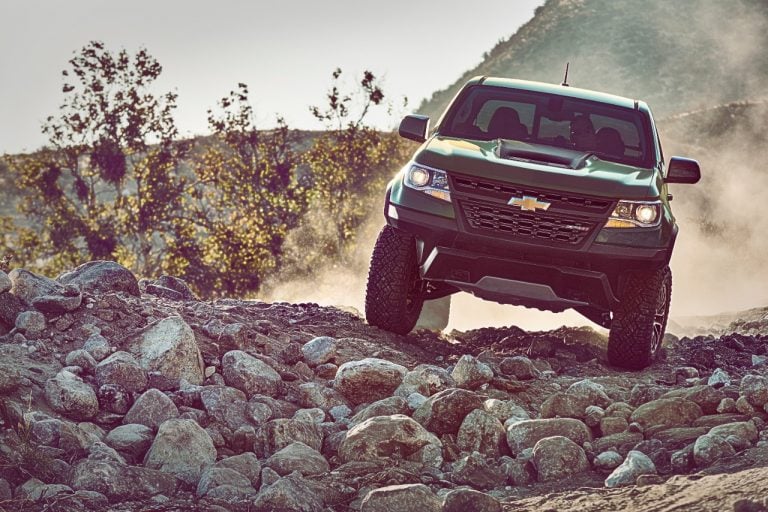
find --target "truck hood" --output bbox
[414,137,659,199]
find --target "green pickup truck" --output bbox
[365,76,700,370]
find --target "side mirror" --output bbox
[666,156,701,184]
[398,115,430,143]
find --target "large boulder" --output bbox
[629,398,703,430]
[57,260,139,296]
[350,396,409,426]
[128,316,204,386]
[252,473,324,512]
[394,364,455,397]
[456,409,507,458]
[531,436,589,482]
[0,290,25,329]
[222,350,281,397]
[123,389,179,430]
[361,484,441,512]
[301,336,337,366]
[196,467,254,498]
[70,459,177,502]
[265,441,330,476]
[8,269,61,304]
[451,355,494,390]
[333,358,408,405]
[45,370,99,420]
[413,388,485,435]
[258,418,324,455]
[693,433,736,467]
[144,419,216,485]
[604,450,656,488]
[442,489,501,512]
[95,351,148,393]
[200,385,250,430]
[15,311,46,334]
[661,385,725,415]
[104,424,154,462]
[338,414,442,467]
[506,418,592,456]
[740,375,768,408]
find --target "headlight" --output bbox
[604,200,661,228]
[403,164,451,202]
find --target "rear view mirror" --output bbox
[399,115,430,143]
[666,157,701,184]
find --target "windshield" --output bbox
[440,85,655,168]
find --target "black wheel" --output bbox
[607,266,672,370]
[416,295,452,331]
[365,225,425,334]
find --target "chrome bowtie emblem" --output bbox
[508,195,551,212]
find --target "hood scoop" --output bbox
[495,139,593,170]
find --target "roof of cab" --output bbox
[472,76,642,110]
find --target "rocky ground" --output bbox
[0,261,767,512]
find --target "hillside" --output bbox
[418,0,768,120]
[1,262,768,511]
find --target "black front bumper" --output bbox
[386,201,675,327]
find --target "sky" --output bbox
[0,0,543,154]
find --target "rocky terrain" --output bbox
[0,261,767,511]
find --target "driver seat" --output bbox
[487,107,528,140]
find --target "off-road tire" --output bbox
[607,266,672,370]
[365,225,424,335]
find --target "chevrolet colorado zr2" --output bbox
[364,76,701,370]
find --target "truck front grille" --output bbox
[453,176,613,214]
[460,199,595,245]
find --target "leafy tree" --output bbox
[284,69,408,274]
[6,41,187,276]
[166,84,307,296]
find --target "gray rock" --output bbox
[500,455,534,485]
[334,358,408,405]
[532,436,589,482]
[394,364,455,397]
[128,315,204,386]
[144,418,216,485]
[154,275,197,300]
[605,450,656,488]
[15,310,46,334]
[708,368,731,388]
[671,445,693,473]
[252,473,324,512]
[66,350,97,374]
[540,391,591,420]
[661,385,725,415]
[265,441,330,476]
[350,396,409,426]
[585,405,606,427]
[104,424,154,461]
[301,336,337,366]
[708,421,758,445]
[214,452,262,487]
[717,398,737,414]
[83,334,111,361]
[413,388,485,435]
[594,450,624,470]
[8,268,61,304]
[17,479,72,501]
[740,374,768,408]
[297,382,349,410]
[259,418,324,454]
[196,467,254,498]
[200,385,250,430]
[506,418,592,456]
[329,404,352,421]
[567,379,612,407]
[98,383,133,414]
[451,451,506,490]
[0,290,25,329]
[338,414,442,467]
[693,433,736,467]
[222,350,281,397]
[499,356,539,380]
[442,488,501,512]
[456,409,506,458]
[601,416,629,436]
[88,441,126,464]
[95,351,148,393]
[123,389,179,430]
[293,408,326,424]
[0,478,11,500]
[70,459,177,502]
[406,392,427,410]
[736,396,756,415]
[629,398,703,430]
[753,355,767,367]
[484,399,530,424]
[32,287,83,315]
[0,270,10,293]
[361,484,440,512]
[57,260,139,296]
[451,355,493,390]
[45,370,99,420]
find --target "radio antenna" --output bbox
[561,62,570,87]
